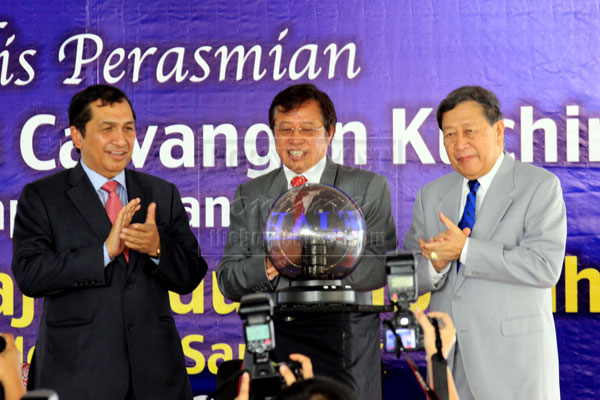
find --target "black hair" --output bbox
[268,84,337,134]
[436,85,503,129]
[275,377,358,400]
[69,84,136,137]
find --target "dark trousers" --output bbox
[273,312,381,400]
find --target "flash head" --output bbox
[239,293,276,355]
[385,250,418,304]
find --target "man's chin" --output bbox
[454,162,482,179]
[458,170,481,180]
[104,161,130,175]
[284,161,308,175]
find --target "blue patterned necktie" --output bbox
[457,179,480,271]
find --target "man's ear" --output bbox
[494,119,505,146]
[70,126,83,150]
[326,126,335,145]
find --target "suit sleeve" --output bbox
[12,183,107,297]
[464,174,566,288]
[216,185,273,302]
[147,183,207,294]
[342,174,398,291]
[403,187,449,295]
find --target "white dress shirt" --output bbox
[283,155,327,188]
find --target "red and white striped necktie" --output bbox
[291,175,308,220]
[101,180,129,262]
[291,175,307,188]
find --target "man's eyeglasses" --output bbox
[274,126,325,136]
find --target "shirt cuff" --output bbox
[459,237,470,264]
[103,243,113,267]
[429,260,451,285]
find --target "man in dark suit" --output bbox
[12,85,208,400]
[217,84,397,399]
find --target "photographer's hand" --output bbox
[414,308,456,360]
[413,308,459,400]
[234,372,250,400]
[0,333,27,400]
[235,354,314,400]
[279,353,314,385]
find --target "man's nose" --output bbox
[288,129,306,142]
[112,128,129,145]
[454,132,469,150]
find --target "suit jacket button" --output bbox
[127,323,135,331]
[126,282,135,289]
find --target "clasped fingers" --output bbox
[121,223,160,257]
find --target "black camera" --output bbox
[238,293,300,399]
[383,251,424,352]
[21,390,60,400]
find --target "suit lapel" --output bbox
[125,169,147,275]
[436,174,464,230]
[67,163,112,242]
[260,168,289,290]
[319,157,338,186]
[261,168,288,225]
[453,154,515,293]
[433,174,464,292]
[266,167,288,199]
[472,155,515,240]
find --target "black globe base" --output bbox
[276,280,357,305]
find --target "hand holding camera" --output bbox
[278,354,313,386]
[413,308,456,361]
[0,333,27,400]
[235,354,314,400]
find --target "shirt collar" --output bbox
[463,151,505,192]
[80,160,127,192]
[283,155,328,189]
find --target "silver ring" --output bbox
[431,251,438,260]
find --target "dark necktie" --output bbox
[101,180,129,262]
[457,179,479,271]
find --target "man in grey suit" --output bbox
[217,84,397,399]
[404,86,566,399]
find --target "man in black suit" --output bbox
[12,85,207,400]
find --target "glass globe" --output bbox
[263,183,366,280]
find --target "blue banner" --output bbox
[0,1,598,398]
